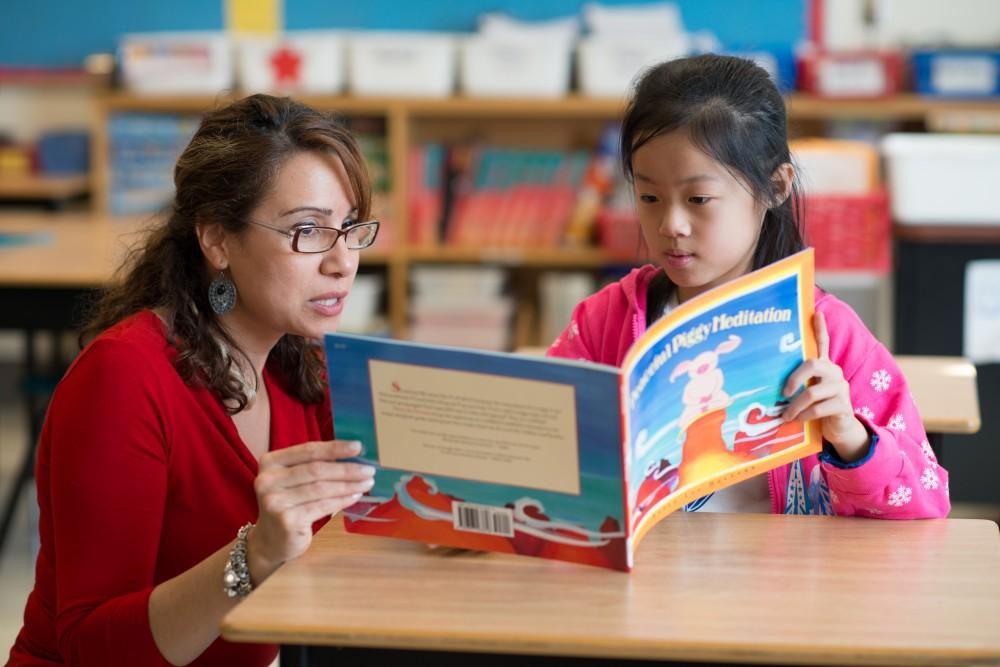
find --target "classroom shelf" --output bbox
[88,92,1000,345]
[0,174,90,202]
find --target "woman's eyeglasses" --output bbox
[246,219,380,253]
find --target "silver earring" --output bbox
[208,271,237,315]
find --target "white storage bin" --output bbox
[120,32,233,95]
[882,133,1000,225]
[340,274,382,333]
[237,32,344,94]
[577,35,687,98]
[460,36,572,98]
[583,2,684,36]
[348,32,456,97]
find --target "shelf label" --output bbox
[932,56,997,94]
[964,260,1000,364]
[818,60,886,96]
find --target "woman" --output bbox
[8,94,379,666]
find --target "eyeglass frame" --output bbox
[244,218,380,253]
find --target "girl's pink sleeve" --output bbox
[547,300,596,361]
[819,298,950,519]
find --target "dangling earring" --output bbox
[208,271,237,315]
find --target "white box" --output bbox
[583,2,684,36]
[348,32,456,97]
[577,35,687,98]
[120,32,233,95]
[237,32,344,94]
[460,36,572,98]
[882,133,1000,225]
[875,0,1000,49]
[340,274,382,333]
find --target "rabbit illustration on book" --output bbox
[670,334,742,430]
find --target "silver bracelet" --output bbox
[223,523,254,599]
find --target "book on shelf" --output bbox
[325,250,820,571]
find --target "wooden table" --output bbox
[0,212,146,287]
[222,514,1000,666]
[0,212,147,554]
[896,356,981,435]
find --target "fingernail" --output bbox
[350,493,363,502]
[362,465,376,477]
[349,441,362,454]
[362,477,375,489]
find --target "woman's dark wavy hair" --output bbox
[619,54,805,322]
[82,94,372,413]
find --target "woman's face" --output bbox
[215,150,364,346]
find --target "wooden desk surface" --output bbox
[222,514,1000,666]
[896,356,981,435]
[0,212,147,287]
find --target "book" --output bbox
[324,250,821,571]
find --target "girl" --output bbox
[8,95,379,666]
[549,55,949,519]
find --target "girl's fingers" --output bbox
[814,311,830,360]
[784,359,824,397]
[782,381,839,422]
[792,398,845,424]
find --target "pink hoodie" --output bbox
[548,265,950,519]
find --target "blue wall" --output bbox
[1,0,804,67]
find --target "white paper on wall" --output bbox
[964,260,1000,364]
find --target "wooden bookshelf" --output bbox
[0,174,89,201]
[99,92,1000,120]
[89,92,1000,345]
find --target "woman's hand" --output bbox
[247,440,375,582]
[781,312,870,463]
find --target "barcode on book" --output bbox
[452,502,514,537]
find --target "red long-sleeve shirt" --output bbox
[7,311,332,666]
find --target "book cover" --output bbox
[325,250,821,571]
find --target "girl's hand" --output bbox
[781,312,870,462]
[247,440,375,582]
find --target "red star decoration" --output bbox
[269,46,302,85]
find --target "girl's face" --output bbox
[212,150,362,346]
[632,130,768,304]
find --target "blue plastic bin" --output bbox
[913,50,1000,98]
[36,130,90,175]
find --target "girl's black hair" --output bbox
[619,54,805,325]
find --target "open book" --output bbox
[325,250,821,571]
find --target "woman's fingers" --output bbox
[294,494,367,526]
[259,477,375,514]
[259,439,361,471]
[256,460,375,494]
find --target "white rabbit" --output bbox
[669,335,742,429]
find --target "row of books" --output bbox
[108,113,200,215]
[107,112,391,217]
[408,130,628,249]
[408,266,513,351]
[400,266,606,352]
